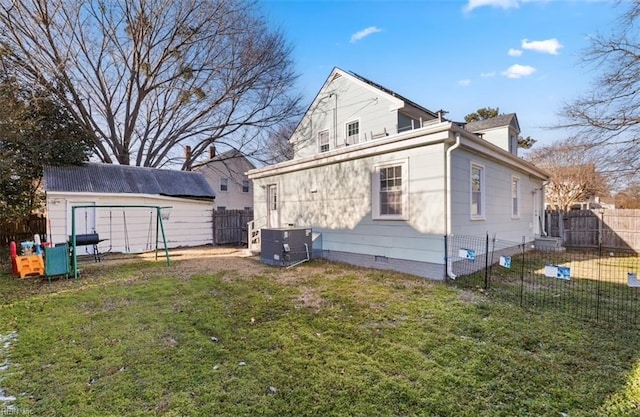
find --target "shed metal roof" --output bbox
[44,163,215,200]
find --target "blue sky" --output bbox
[260,0,624,148]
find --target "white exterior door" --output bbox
[68,202,96,254]
[267,184,279,228]
[533,189,541,236]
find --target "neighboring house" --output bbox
[568,196,615,211]
[193,147,256,211]
[44,163,215,253]
[247,67,549,279]
[464,114,521,155]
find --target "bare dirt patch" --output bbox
[294,286,325,312]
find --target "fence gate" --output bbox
[214,209,253,245]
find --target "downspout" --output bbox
[540,180,550,237]
[329,93,338,147]
[445,131,462,279]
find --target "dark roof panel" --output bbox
[348,70,439,118]
[44,163,215,200]
[464,113,519,133]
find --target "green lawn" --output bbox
[1,255,640,416]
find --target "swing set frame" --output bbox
[70,204,172,280]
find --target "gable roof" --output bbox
[193,149,256,169]
[464,113,520,133]
[44,163,215,200]
[347,70,439,118]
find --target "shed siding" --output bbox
[46,193,213,253]
[253,142,447,269]
[449,148,543,242]
[293,75,400,159]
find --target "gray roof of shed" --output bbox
[464,113,520,133]
[44,163,215,200]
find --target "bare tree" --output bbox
[614,183,640,208]
[0,0,302,169]
[559,1,640,179]
[527,140,609,211]
[258,121,296,164]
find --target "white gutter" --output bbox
[445,131,461,280]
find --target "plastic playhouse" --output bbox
[9,235,70,281]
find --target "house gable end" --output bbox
[291,68,439,159]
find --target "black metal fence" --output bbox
[445,234,640,327]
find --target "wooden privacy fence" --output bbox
[546,209,640,251]
[0,215,47,246]
[214,209,253,245]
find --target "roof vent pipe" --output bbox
[210,145,216,159]
[437,109,448,123]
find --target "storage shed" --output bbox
[44,163,215,254]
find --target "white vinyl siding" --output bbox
[46,193,213,250]
[250,146,445,268]
[290,71,412,159]
[318,129,330,153]
[449,149,543,242]
[512,176,520,218]
[470,162,484,219]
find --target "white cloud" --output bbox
[521,38,563,55]
[480,71,496,77]
[350,26,382,43]
[502,64,536,78]
[458,79,471,87]
[508,48,523,57]
[464,0,519,13]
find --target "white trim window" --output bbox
[512,176,520,218]
[242,180,250,193]
[373,159,408,220]
[345,120,359,145]
[470,162,484,219]
[220,178,229,192]
[318,129,330,153]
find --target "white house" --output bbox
[193,148,255,211]
[247,68,549,279]
[44,163,216,254]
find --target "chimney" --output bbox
[209,145,216,159]
[185,145,192,171]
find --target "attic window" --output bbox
[318,129,330,153]
[220,178,229,192]
[346,120,359,145]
